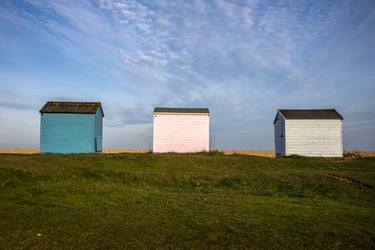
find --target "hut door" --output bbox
[95,137,102,152]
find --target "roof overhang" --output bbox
[273,109,343,124]
[153,107,210,115]
[40,101,104,117]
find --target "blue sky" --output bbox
[0,0,374,150]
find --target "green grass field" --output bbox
[0,153,374,249]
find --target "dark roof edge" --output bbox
[275,108,343,121]
[39,101,104,116]
[154,107,210,114]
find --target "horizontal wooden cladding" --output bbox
[286,119,341,124]
[286,135,341,140]
[287,152,342,156]
[286,121,341,128]
[40,113,95,153]
[153,114,209,153]
[287,146,342,151]
[285,119,343,157]
[286,130,341,134]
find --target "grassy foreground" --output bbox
[0,153,374,249]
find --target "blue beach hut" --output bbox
[39,102,104,153]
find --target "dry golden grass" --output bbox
[103,148,149,154]
[344,151,375,157]
[221,150,275,158]
[0,148,374,158]
[0,148,39,154]
[104,149,276,157]
[0,148,276,157]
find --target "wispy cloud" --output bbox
[0,0,374,149]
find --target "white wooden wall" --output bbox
[285,119,343,157]
[153,113,210,153]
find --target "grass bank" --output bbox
[0,153,374,249]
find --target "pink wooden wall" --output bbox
[153,114,210,153]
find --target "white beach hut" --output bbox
[274,109,344,157]
[153,107,210,153]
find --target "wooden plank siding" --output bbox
[40,111,103,153]
[40,113,94,153]
[285,119,343,157]
[153,114,209,153]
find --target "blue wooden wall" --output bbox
[40,110,103,153]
